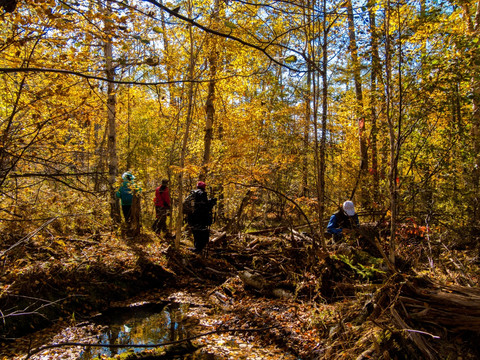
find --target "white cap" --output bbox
[343,201,355,216]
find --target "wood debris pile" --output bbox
[201,228,480,359]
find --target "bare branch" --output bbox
[0,217,57,257]
[10,172,107,178]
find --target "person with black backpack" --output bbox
[183,181,217,253]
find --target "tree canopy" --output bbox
[3,1,480,358]
[1,0,479,248]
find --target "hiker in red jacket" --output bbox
[153,179,171,237]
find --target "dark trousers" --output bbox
[333,233,343,243]
[192,228,210,252]
[154,207,169,234]
[122,205,132,223]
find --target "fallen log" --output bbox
[365,275,480,359]
[210,231,227,246]
[291,229,313,242]
[238,270,294,299]
[239,270,266,290]
[373,275,480,355]
[400,277,480,331]
[390,308,437,360]
[245,223,310,236]
[363,274,480,360]
[334,282,381,294]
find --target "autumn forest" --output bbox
[2,0,480,358]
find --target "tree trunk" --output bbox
[368,0,380,206]
[345,0,368,203]
[302,82,310,199]
[384,0,405,268]
[384,0,397,266]
[313,0,329,251]
[126,85,132,170]
[159,0,179,185]
[319,0,330,251]
[104,0,120,224]
[302,0,312,199]
[200,0,221,181]
[128,194,141,237]
[174,12,197,249]
[160,0,177,108]
[461,1,480,228]
[312,25,321,251]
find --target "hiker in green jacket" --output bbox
[116,172,141,223]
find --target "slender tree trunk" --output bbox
[345,0,368,203]
[309,0,327,251]
[316,0,328,251]
[160,0,176,108]
[385,0,402,267]
[464,1,480,228]
[319,13,328,251]
[472,87,480,228]
[368,0,380,206]
[302,0,312,199]
[303,64,311,198]
[158,0,182,220]
[200,0,221,181]
[126,85,132,170]
[174,11,197,249]
[104,1,120,223]
[159,1,179,182]
[312,18,321,251]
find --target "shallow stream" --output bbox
[7,295,297,359]
[79,301,211,359]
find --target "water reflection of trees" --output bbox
[81,302,192,359]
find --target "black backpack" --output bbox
[183,190,216,226]
[182,191,196,215]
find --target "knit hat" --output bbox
[122,172,134,181]
[343,201,355,216]
[197,181,206,189]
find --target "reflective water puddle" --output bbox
[6,299,297,360]
[80,301,215,359]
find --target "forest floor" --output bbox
[1,223,480,359]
